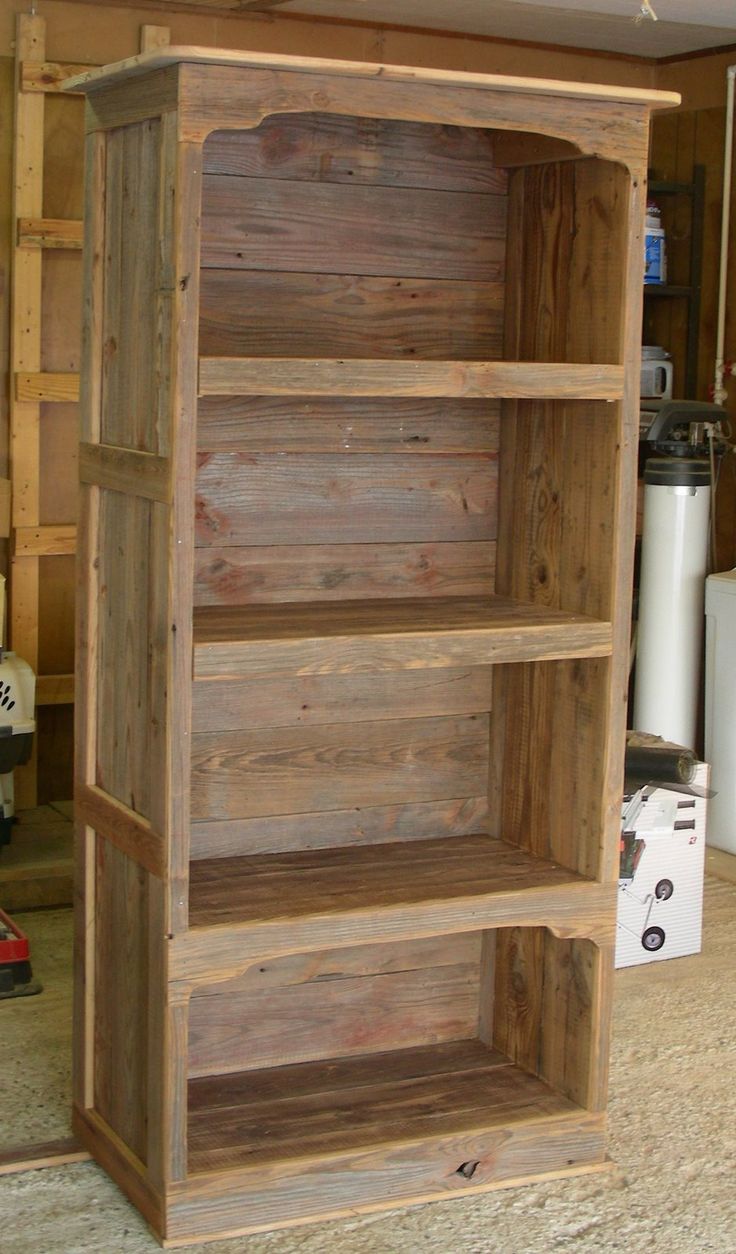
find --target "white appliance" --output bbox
[634,456,710,748]
[704,568,736,853]
[640,346,673,400]
[616,762,708,968]
[0,576,35,840]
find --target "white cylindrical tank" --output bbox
[704,568,736,853]
[633,457,711,749]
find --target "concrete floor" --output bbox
[1,877,734,1254]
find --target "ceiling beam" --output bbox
[235,0,294,9]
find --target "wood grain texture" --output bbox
[492,929,609,1113]
[203,115,505,192]
[100,119,163,452]
[492,159,633,879]
[14,523,76,556]
[10,15,45,805]
[69,49,662,1243]
[187,833,587,929]
[198,358,625,400]
[191,933,482,998]
[190,714,489,821]
[198,270,504,360]
[95,491,154,817]
[173,61,655,165]
[169,1114,607,1243]
[186,1040,571,1169]
[69,47,677,113]
[171,875,615,994]
[23,60,89,93]
[93,837,150,1163]
[190,796,491,861]
[75,783,165,878]
[18,216,83,248]
[196,396,500,453]
[192,666,494,733]
[192,596,612,679]
[189,959,481,1077]
[0,1138,89,1176]
[194,541,495,606]
[195,452,496,547]
[201,175,506,281]
[15,371,80,401]
[79,443,171,503]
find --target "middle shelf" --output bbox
[197,357,625,399]
[168,835,615,987]
[192,595,612,678]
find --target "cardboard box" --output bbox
[616,760,709,968]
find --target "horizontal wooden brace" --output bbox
[36,673,75,706]
[15,372,80,402]
[79,443,171,503]
[21,60,90,94]
[14,524,76,557]
[18,217,83,249]
[198,358,625,400]
[75,783,165,878]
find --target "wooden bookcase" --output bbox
[69,48,676,1247]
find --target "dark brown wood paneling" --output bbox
[200,175,506,281]
[189,935,481,1076]
[198,270,503,359]
[203,116,506,192]
[190,713,489,821]
[193,541,495,605]
[195,453,496,547]
[196,396,500,454]
[192,666,494,732]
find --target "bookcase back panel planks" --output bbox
[68,47,677,1246]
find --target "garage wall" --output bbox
[0,0,700,801]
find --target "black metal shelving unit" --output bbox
[644,164,705,399]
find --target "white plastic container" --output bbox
[634,458,711,749]
[704,568,736,853]
[640,346,673,399]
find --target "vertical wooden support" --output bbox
[141,25,171,52]
[9,22,171,805]
[10,12,45,805]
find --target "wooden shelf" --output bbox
[198,357,624,400]
[192,596,612,679]
[643,284,696,299]
[170,836,615,986]
[186,1039,584,1176]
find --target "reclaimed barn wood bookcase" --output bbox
[69,48,676,1246]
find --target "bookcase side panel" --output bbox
[491,156,638,880]
[75,96,200,1209]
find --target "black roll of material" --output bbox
[624,741,697,788]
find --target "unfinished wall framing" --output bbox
[70,46,675,1246]
[8,14,169,806]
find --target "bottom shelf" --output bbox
[188,1039,583,1176]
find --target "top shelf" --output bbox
[192,595,612,679]
[197,358,624,400]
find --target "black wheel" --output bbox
[654,878,674,901]
[642,926,665,952]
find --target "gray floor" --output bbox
[1,878,735,1254]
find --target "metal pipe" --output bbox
[714,66,736,407]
